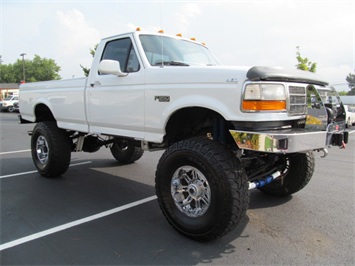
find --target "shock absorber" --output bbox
[248,171,281,190]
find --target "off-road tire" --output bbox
[110,139,144,164]
[155,137,249,241]
[259,151,315,196]
[31,121,71,177]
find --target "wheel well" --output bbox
[34,104,56,122]
[165,107,236,146]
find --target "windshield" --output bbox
[139,34,220,66]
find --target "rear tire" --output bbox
[155,137,249,241]
[259,151,315,196]
[110,139,144,164]
[31,121,71,177]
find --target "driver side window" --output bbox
[101,38,140,73]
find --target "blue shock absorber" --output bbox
[249,171,281,190]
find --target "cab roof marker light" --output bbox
[176,33,183,37]
[136,27,141,31]
[190,37,196,41]
[158,29,164,33]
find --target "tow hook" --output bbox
[317,148,328,158]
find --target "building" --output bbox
[0,83,19,100]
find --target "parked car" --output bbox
[0,94,19,112]
[13,101,20,112]
[344,104,355,128]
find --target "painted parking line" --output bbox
[0,161,92,179]
[0,195,157,251]
[0,149,31,155]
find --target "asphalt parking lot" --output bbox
[0,111,354,265]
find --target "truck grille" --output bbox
[288,86,307,115]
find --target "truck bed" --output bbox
[20,77,89,132]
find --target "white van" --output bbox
[0,94,19,112]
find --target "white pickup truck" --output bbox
[1,94,19,112]
[19,30,349,241]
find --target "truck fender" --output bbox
[162,94,233,129]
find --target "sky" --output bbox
[0,0,354,91]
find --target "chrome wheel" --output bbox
[171,166,211,218]
[36,135,49,165]
[31,122,71,177]
[156,137,249,241]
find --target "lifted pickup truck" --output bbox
[19,29,348,241]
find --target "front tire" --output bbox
[259,151,315,196]
[31,121,71,177]
[155,138,249,241]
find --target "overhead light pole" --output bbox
[20,53,26,83]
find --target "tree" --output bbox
[295,46,317,73]
[345,73,355,95]
[0,64,16,83]
[338,91,349,96]
[80,44,98,77]
[0,55,61,83]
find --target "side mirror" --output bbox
[98,60,128,77]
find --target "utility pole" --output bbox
[20,53,26,83]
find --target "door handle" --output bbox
[90,81,101,87]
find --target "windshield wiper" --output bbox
[154,61,189,66]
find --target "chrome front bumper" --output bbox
[229,128,348,153]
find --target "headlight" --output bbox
[242,83,286,112]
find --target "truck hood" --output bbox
[145,65,328,86]
[145,65,250,85]
[247,66,329,86]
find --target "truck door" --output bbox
[87,36,145,139]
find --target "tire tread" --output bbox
[260,151,315,196]
[155,137,249,241]
[31,122,71,177]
